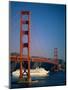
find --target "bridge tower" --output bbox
[53,48,59,70]
[54,48,58,64]
[20,11,31,81]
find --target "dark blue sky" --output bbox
[9,1,66,60]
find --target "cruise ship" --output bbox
[12,68,49,78]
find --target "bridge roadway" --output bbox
[10,55,58,65]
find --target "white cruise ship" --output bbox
[12,68,49,78]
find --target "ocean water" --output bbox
[10,71,66,88]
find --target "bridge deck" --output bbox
[10,56,58,65]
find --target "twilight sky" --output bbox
[9,1,66,60]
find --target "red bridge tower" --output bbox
[20,11,31,81]
[53,48,59,71]
[54,48,58,64]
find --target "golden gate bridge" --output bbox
[10,11,59,82]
